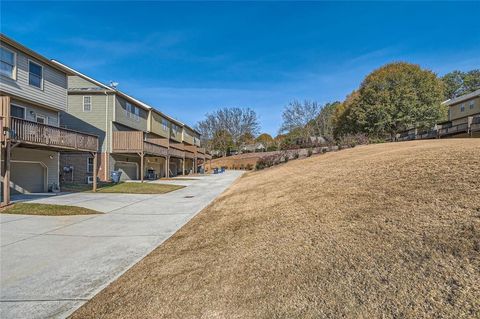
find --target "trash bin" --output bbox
[213,168,219,174]
[111,170,122,183]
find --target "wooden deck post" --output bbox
[140,152,144,183]
[2,140,11,207]
[165,156,169,178]
[92,152,97,192]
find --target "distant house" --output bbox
[397,89,480,141]
[443,89,480,126]
[240,142,266,153]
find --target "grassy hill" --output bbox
[71,139,480,319]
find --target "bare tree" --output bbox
[279,100,321,140]
[196,107,260,156]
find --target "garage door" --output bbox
[114,162,137,181]
[11,162,45,193]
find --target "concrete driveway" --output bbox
[0,171,243,319]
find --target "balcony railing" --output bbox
[112,131,168,157]
[168,147,184,158]
[7,117,97,152]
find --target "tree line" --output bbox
[196,63,480,156]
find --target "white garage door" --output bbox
[114,162,137,181]
[11,162,45,193]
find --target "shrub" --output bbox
[338,133,370,148]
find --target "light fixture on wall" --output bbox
[49,155,54,160]
[30,110,35,116]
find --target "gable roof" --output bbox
[442,89,480,106]
[51,60,152,111]
[1,33,73,75]
[51,60,201,136]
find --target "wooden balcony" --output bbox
[4,117,98,152]
[112,131,168,157]
[168,147,185,158]
[184,144,196,153]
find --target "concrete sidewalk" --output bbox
[0,171,243,319]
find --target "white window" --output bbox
[87,157,94,173]
[0,47,16,79]
[162,119,168,130]
[125,102,140,121]
[83,96,92,112]
[470,101,475,109]
[460,104,465,112]
[28,60,43,89]
[10,104,25,119]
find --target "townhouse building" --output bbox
[54,62,209,183]
[441,89,480,137]
[0,34,98,205]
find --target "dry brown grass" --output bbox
[71,139,480,319]
[1,203,101,216]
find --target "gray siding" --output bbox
[0,41,67,111]
[114,95,148,132]
[11,98,59,126]
[61,93,114,152]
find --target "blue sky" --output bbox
[2,1,479,135]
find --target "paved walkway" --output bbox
[0,171,243,319]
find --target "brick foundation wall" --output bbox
[60,152,109,184]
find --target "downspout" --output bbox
[104,90,109,180]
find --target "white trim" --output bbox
[28,59,44,90]
[83,96,92,112]
[0,45,17,80]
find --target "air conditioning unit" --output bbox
[86,176,94,184]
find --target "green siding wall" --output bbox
[61,93,114,152]
[114,95,149,132]
[68,75,102,89]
